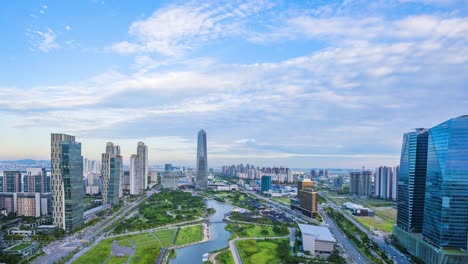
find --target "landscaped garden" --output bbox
[226,223,289,238]
[174,225,203,246]
[235,239,290,264]
[215,250,235,264]
[112,190,205,234]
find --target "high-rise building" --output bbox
[349,171,372,196]
[261,176,272,192]
[396,128,429,233]
[122,171,130,194]
[3,171,21,192]
[51,133,84,232]
[393,116,468,264]
[196,129,208,190]
[422,116,468,250]
[137,142,148,190]
[374,166,397,200]
[292,180,317,217]
[128,142,148,194]
[165,164,173,171]
[101,142,122,206]
[23,168,49,193]
[129,154,139,195]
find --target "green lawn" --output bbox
[174,225,203,246]
[74,233,162,264]
[107,255,129,264]
[10,243,32,250]
[236,239,289,264]
[215,250,235,264]
[127,233,161,264]
[353,215,395,233]
[74,239,113,264]
[271,197,291,205]
[226,224,289,238]
[153,228,176,247]
[117,238,134,247]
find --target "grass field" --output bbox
[215,250,235,264]
[236,239,289,264]
[271,197,291,205]
[226,224,289,238]
[74,233,162,264]
[174,225,203,246]
[74,239,113,264]
[128,233,161,264]
[353,215,395,233]
[323,192,397,233]
[107,255,129,264]
[153,228,176,247]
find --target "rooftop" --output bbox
[298,224,336,243]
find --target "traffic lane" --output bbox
[320,208,369,264]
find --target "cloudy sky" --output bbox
[0,0,467,168]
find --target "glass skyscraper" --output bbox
[393,116,468,264]
[102,142,122,206]
[261,175,272,192]
[422,116,468,249]
[196,129,208,190]
[397,128,429,233]
[51,133,84,232]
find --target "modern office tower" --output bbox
[165,164,173,171]
[122,171,130,194]
[392,166,399,201]
[349,171,372,196]
[393,116,468,264]
[292,180,317,217]
[137,142,148,190]
[3,171,21,192]
[23,168,48,193]
[51,133,84,232]
[261,176,272,192]
[422,116,468,250]
[310,170,316,177]
[129,154,139,195]
[374,166,396,200]
[196,129,208,190]
[331,177,344,192]
[396,128,429,233]
[101,142,122,206]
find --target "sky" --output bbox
[0,0,467,168]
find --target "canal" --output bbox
[171,199,234,264]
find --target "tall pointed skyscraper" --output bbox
[51,133,83,232]
[196,129,208,190]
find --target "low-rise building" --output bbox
[299,224,336,257]
[2,242,40,258]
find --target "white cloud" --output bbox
[26,28,59,52]
[111,0,274,55]
[65,25,71,31]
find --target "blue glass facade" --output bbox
[261,176,272,192]
[60,141,84,232]
[397,129,428,232]
[108,157,121,206]
[423,116,468,250]
[196,129,208,189]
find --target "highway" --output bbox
[242,189,365,263]
[33,186,160,264]
[318,192,409,264]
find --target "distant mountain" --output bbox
[0,159,50,165]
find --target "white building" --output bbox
[298,224,336,257]
[129,154,139,195]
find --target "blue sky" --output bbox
[0,0,467,168]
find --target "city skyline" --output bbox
[0,1,467,168]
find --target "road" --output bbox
[319,192,409,264]
[319,206,369,264]
[33,186,160,264]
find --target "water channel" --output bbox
[171,199,234,264]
